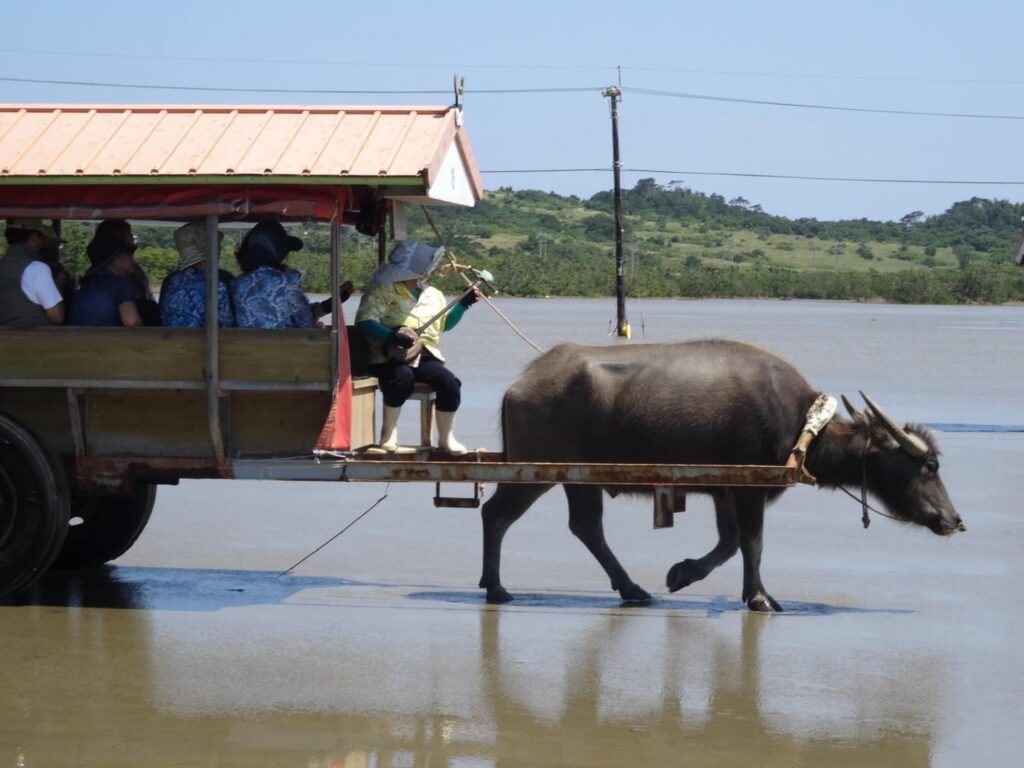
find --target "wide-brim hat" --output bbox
[84,229,135,276]
[5,217,57,241]
[174,219,223,271]
[370,240,446,285]
[246,220,303,263]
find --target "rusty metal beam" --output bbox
[72,456,230,493]
[341,459,798,487]
[231,452,802,487]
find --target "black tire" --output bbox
[0,413,70,600]
[50,484,156,571]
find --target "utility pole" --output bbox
[602,84,630,338]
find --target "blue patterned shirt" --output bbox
[159,267,235,328]
[231,266,313,329]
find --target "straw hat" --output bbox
[5,217,57,241]
[173,219,223,271]
[369,240,446,285]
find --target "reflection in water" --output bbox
[478,610,931,768]
[0,567,937,768]
[12,564,356,611]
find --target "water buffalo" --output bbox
[479,339,963,611]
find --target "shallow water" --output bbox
[2,298,1022,767]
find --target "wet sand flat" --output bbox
[2,298,1022,767]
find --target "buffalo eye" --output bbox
[924,458,939,474]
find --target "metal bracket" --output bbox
[434,481,480,508]
[653,486,686,529]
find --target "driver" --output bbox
[355,240,480,454]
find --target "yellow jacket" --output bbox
[356,282,449,366]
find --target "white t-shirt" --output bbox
[20,261,63,310]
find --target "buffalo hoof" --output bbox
[666,559,704,593]
[746,593,783,613]
[485,586,514,604]
[618,583,653,604]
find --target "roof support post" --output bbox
[330,210,341,387]
[205,213,226,464]
[376,193,387,265]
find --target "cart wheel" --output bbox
[0,414,70,601]
[50,484,156,571]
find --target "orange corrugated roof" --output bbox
[0,104,482,198]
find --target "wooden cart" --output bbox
[0,103,804,600]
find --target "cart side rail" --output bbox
[0,327,332,390]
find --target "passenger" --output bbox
[355,240,480,454]
[231,221,347,329]
[67,228,144,327]
[0,218,65,327]
[87,219,160,325]
[38,233,76,305]
[159,219,235,328]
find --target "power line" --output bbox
[484,168,609,173]
[1,48,1017,87]
[0,47,617,71]
[621,65,1024,87]
[625,86,1024,120]
[0,75,600,96]
[482,167,1024,185]
[2,73,1020,121]
[0,76,447,95]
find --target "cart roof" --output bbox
[0,104,482,220]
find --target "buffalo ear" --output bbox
[841,394,863,421]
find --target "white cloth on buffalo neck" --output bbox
[804,394,837,435]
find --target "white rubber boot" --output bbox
[380,405,402,452]
[436,410,468,455]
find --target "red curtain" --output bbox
[0,184,345,221]
[315,188,354,453]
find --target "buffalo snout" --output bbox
[929,511,965,536]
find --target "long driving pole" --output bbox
[602,85,630,338]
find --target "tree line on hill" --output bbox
[403,180,1024,304]
[56,180,1024,304]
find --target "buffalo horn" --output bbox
[840,394,862,420]
[859,391,929,458]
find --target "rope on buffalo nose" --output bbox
[838,485,899,526]
[860,436,871,528]
[834,438,900,527]
[276,483,391,578]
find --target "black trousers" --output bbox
[369,351,461,412]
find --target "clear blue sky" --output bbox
[4,0,1022,221]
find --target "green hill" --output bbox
[404,181,1024,304]
[59,180,1024,304]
